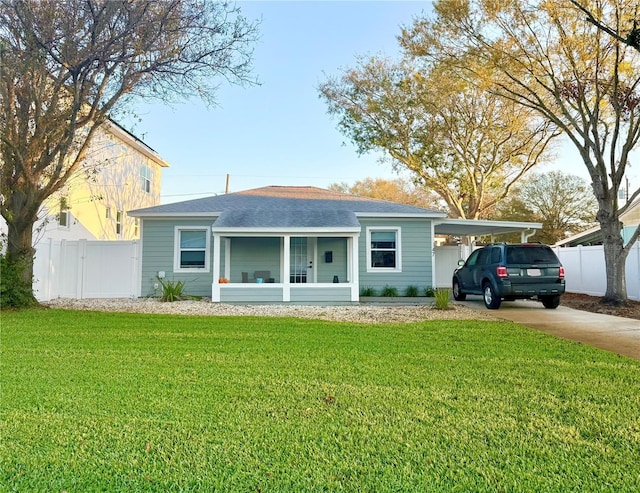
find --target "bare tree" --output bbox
[0,0,258,306]
[320,56,556,220]
[402,0,640,305]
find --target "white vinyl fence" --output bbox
[554,243,640,301]
[32,239,639,302]
[434,243,640,301]
[33,239,140,302]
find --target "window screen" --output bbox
[370,230,397,268]
[179,230,206,268]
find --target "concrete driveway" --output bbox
[458,297,640,361]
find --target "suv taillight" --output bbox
[559,266,565,279]
[496,266,508,278]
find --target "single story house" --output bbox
[555,197,640,247]
[129,186,541,303]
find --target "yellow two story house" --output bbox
[36,120,169,242]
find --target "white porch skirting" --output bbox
[212,283,358,303]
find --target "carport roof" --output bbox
[434,218,542,237]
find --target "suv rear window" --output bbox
[506,246,558,264]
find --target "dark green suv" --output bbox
[452,243,565,309]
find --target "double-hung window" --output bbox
[140,164,152,193]
[174,227,210,272]
[367,227,401,272]
[116,210,123,236]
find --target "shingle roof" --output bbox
[129,186,445,228]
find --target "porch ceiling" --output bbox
[213,208,361,229]
[434,218,543,237]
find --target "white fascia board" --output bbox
[128,212,221,218]
[433,218,543,229]
[103,120,171,168]
[212,227,361,236]
[554,225,600,246]
[355,212,447,219]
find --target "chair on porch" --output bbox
[241,272,249,283]
[254,270,272,283]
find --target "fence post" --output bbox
[77,239,87,299]
[58,239,66,298]
[634,240,640,301]
[131,240,139,298]
[577,245,584,294]
[45,238,54,301]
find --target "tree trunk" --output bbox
[600,215,628,306]
[2,193,40,307]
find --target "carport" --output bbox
[433,218,543,242]
[431,218,543,288]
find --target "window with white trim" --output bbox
[367,227,401,272]
[174,227,210,272]
[116,210,123,236]
[141,164,152,193]
[57,197,70,228]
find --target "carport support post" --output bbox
[283,235,291,302]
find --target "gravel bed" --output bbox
[44,297,496,324]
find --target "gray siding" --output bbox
[229,237,281,283]
[290,287,352,302]
[316,237,347,283]
[220,286,283,303]
[140,218,217,297]
[357,218,433,295]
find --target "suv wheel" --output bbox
[452,279,466,301]
[540,295,560,309]
[483,282,502,309]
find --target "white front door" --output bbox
[290,237,315,283]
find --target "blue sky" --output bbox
[125,1,636,205]
[126,1,433,203]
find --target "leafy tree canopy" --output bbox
[489,171,598,245]
[400,0,640,304]
[320,53,556,220]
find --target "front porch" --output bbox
[210,232,360,303]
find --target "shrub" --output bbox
[433,288,451,310]
[0,253,38,309]
[424,287,436,297]
[360,286,376,297]
[158,277,186,302]
[381,285,398,297]
[405,285,419,297]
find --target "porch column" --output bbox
[211,232,221,302]
[283,235,290,302]
[350,235,359,302]
[431,221,437,290]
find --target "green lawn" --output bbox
[1,309,639,492]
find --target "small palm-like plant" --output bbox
[433,288,451,310]
[158,277,186,302]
